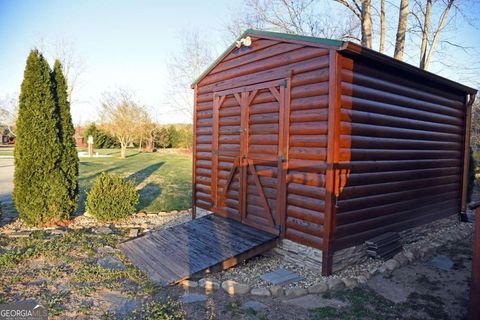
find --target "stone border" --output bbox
[178,223,474,298]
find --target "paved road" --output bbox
[0,158,14,202]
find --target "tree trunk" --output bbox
[361,0,372,48]
[424,0,454,70]
[121,143,127,158]
[146,136,154,152]
[138,136,143,151]
[379,0,386,53]
[419,0,432,69]
[394,0,409,60]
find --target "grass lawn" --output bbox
[78,148,192,214]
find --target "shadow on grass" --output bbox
[127,162,164,186]
[126,151,142,158]
[137,183,162,211]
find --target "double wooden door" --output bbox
[211,79,288,235]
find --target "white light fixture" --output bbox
[235,36,252,48]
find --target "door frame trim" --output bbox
[212,79,289,236]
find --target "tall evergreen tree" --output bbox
[13,50,69,225]
[52,60,79,216]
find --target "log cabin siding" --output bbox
[333,53,467,250]
[192,29,476,275]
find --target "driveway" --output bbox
[0,158,14,202]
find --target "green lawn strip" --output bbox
[78,149,192,214]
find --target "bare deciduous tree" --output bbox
[472,98,480,149]
[0,94,19,136]
[411,0,456,70]
[228,0,360,42]
[37,38,86,105]
[379,0,386,52]
[100,89,148,158]
[165,31,213,121]
[394,0,410,60]
[334,0,372,47]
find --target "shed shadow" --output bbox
[127,162,164,186]
[137,183,162,211]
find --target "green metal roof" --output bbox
[191,29,343,86]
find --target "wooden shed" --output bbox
[190,29,477,275]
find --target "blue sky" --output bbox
[1,0,479,125]
[0,0,241,124]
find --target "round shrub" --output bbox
[86,172,139,221]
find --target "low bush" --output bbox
[86,173,139,221]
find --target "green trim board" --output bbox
[190,29,344,87]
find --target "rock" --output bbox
[269,285,284,297]
[221,280,250,295]
[385,259,399,271]
[97,246,116,255]
[136,212,147,217]
[378,265,387,273]
[282,295,350,309]
[367,275,413,304]
[240,300,267,312]
[80,298,94,308]
[179,293,207,304]
[285,287,308,298]
[50,229,65,236]
[56,284,71,292]
[403,250,414,262]
[327,278,345,291]
[307,282,328,294]
[343,278,358,289]
[179,280,198,289]
[357,275,368,284]
[29,279,47,286]
[260,268,304,285]
[198,278,220,292]
[369,267,379,276]
[97,290,142,314]
[393,253,408,267]
[97,256,126,270]
[140,223,149,229]
[8,231,31,238]
[251,287,271,297]
[128,229,139,238]
[94,227,113,235]
[84,211,93,217]
[427,255,454,271]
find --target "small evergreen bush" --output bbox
[86,172,139,221]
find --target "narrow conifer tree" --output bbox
[13,50,69,225]
[52,60,79,215]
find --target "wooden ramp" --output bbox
[119,214,278,286]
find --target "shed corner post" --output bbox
[191,84,198,220]
[322,49,342,275]
[460,93,476,222]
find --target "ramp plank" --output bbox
[119,214,278,285]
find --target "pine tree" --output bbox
[168,125,180,148]
[13,50,69,226]
[52,60,79,216]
